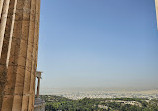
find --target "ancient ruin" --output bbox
[34,71,45,111]
[0,0,41,110]
[0,0,157,111]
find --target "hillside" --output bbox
[40,95,158,111]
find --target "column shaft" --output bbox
[0,0,41,110]
[0,0,10,58]
[0,0,17,110]
[32,0,41,108]
[0,0,4,19]
[36,78,40,98]
[28,0,39,110]
[21,0,37,110]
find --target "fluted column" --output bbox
[0,0,17,110]
[0,0,4,19]
[35,71,42,99]
[32,0,41,109]
[0,0,10,58]
[0,0,41,110]
[36,77,41,98]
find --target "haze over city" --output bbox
[38,0,158,89]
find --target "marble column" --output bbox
[0,0,41,111]
[36,77,41,98]
[0,0,4,19]
[0,0,10,58]
[36,71,42,98]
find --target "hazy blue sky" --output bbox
[38,0,158,89]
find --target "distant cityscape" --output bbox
[41,88,158,100]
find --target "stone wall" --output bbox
[0,0,40,110]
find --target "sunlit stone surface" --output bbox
[0,0,41,110]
